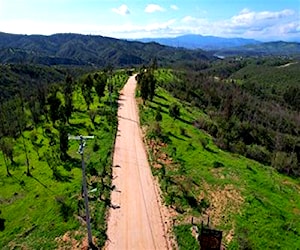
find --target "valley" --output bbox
[0,32,299,249]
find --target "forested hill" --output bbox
[0,64,94,101]
[0,32,211,67]
[216,41,300,57]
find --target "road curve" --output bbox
[106,75,168,250]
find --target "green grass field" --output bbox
[0,70,128,249]
[139,69,300,249]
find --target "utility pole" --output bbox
[68,134,95,249]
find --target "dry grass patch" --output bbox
[200,182,244,245]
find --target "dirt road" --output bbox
[106,75,169,250]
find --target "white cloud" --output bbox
[231,8,295,27]
[170,5,178,11]
[220,8,298,40]
[280,21,300,34]
[145,4,164,13]
[112,4,130,16]
[2,6,298,41]
[175,8,300,41]
[92,19,178,38]
[0,19,95,35]
[182,16,202,24]
[96,7,299,40]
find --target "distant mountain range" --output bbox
[217,41,300,57]
[0,32,299,67]
[0,32,211,67]
[136,34,261,50]
[136,34,300,56]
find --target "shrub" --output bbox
[55,196,74,222]
[199,137,209,149]
[271,151,299,176]
[231,141,246,155]
[0,218,5,231]
[169,103,180,119]
[246,144,271,165]
[93,142,100,152]
[155,107,162,122]
[213,161,224,168]
[180,127,187,136]
[194,117,218,137]
[148,122,162,138]
[199,198,210,211]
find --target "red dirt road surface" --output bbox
[106,75,169,250]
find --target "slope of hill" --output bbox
[137,69,300,249]
[0,32,212,67]
[136,34,260,50]
[0,69,128,249]
[216,41,300,57]
[0,63,95,101]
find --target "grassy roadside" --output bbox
[138,69,300,249]
[0,70,128,249]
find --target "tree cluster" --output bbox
[136,68,156,103]
[0,75,76,176]
[159,67,300,177]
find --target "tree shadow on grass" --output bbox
[99,196,120,209]
[30,175,55,193]
[67,122,87,133]
[204,147,218,154]
[149,104,168,114]
[52,170,73,183]
[155,93,168,101]
[177,116,193,126]
[63,157,81,171]
[0,218,5,231]
[167,131,186,141]
[10,175,27,191]
[180,130,192,139]
[151,100,170,109]
[150,100,193,125]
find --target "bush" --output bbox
[199,137,209,149]
[199,198,210,211]
[231,141,246,155]
[55,196,74,222]
[148,122,162,138]
[93,142,100,152]
[246,144,271,165]
[180,127,187,136]
[169,103,180,119]
[194,117,218,137]
[0,218,5,231]
[271,151,299,176]
[155,107,162,122]
[213,161,224,168]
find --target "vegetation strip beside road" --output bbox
[138,68,300,249]
[0,70,128,249]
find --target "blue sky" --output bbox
[0,0,299,41]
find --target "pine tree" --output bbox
[59,125,69,161]
[94,73,107,101]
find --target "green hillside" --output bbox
[137,69,300,249]
[1,52,299,249]
[217,41,300,57]
[207,56,300,111]
[0,69,128,249]
[0,32,212,67]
